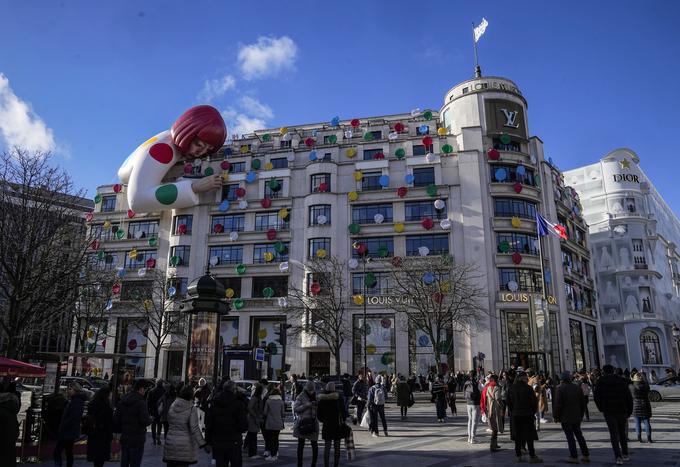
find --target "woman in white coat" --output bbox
[263,387,285,461]
[162,386,210,467]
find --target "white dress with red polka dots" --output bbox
[117,130,199,213]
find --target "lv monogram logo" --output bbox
[500,108,520,128]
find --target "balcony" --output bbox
[634,263,649,270]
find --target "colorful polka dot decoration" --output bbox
[441,144,453,154]
[252,159,261,170]
[487,149,500,160]
[149,143,173,164]
[262,133,271,142]
[397,186,408,198]
[346,148,357,158]
[512,252,522,264]
[350,119,360,127]
[113,184,122,193]
[348,191,358,202]
[394,122,405,132]
[363,132,374,142]
[236,264,247,275]
[155,184,178,205]
[264,162,274,170]
[500,134,512,145]
[395,148,406,159]
[394,222,405,233]
[94,194,102,204]
[233,298,245,310]
[426,184,438,197]
[437,128,447,136]
[348,223,360,234]
[423,110,433,120]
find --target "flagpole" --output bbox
[536,212,556,380]
[472,23,481,78]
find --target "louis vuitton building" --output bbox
[87,75,602,381]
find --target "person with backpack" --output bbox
[367,375,388,437]
[294,381,320,467]
[631,372,653,443]
[262,387,285,462]
[147,380,165,445]
[205,380,248,467]
[114,379,152,467]
[463,370,481,444]
[163,385,210,467]
[85,386,114,467]
[396,375,412,420]
[54,382,88,467]
[317,382,345,467]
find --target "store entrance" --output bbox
[308,352,330,377]
[510,352,547,373]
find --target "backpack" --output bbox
[373,386,385,405]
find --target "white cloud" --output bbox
[238,96,274,120]
[237,36,298,80]
[198,74,236,102]
[0,73,56,152]
[221,108,267,138]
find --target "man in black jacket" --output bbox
[205,380,248,467]
[114,380,152,467]
[146,380,165,445]
[352,372,368,423]
[594,364,633,465]
[554,371,590,464]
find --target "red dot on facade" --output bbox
[149,143,174,164]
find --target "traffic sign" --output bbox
[254,347,265,362]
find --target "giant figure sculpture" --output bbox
[118,105,227,212]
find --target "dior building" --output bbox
[565,152,680,372]
[86,74,602,382]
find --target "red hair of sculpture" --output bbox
[171,105,227,154]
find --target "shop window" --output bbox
[252,276,288,297]
[640,330,662,365]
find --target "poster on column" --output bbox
[189,313,219,381]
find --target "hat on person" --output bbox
[305,380,316,392]
[68,381,82,392]
[198,378,207,386]
[561,370,572,381]
[375,375,383,384]
[632,373,644,382]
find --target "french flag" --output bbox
[536,212,567,239]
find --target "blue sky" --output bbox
[1,1,679,213]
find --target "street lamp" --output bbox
[672,324,680,371]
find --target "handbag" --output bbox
[299,417,316,435]
[408,393,415,408]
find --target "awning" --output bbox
[0,356,46,377]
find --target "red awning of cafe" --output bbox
[0,356,46,378]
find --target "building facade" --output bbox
[565,151,680,372]
[87,75,602,382]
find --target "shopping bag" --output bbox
[360,409,370,428]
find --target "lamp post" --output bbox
[672,324,680,371]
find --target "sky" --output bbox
[1,1,679,213]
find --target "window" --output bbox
[489,164,536,185]
[167,277,188,298]
[416,125,430,135]
[352,203,393,224]
[352,272,391,296]
[412,167,435,187]
[360,172,383,191]
[208,245,243,265]
[255,212,290,231]
[363,148,383,161]
[309,238,331,258]
[211,214,245,233]
[405,200,446,221]
[127,220,159,239]
[570,319,585,371]
[405,234,449,256]
[504,312,532,353]
[309,205,331,226]
[562,249,574,269]
[626,197,637,213]
[306,272,331,296]
[352,237,394,259]
[220,277,242,298]
[632,239,644,252]
[640,330,662,365]
[494,198,537,219]
[492,137,521,152]
[222,184,239,201]
[310,173,331,192]
[412,144,433,156]
[101,195,117,212]
[640,287,653,313]
[173,215,193,235]
[120,281,153,301]
[322,152,332,161]
[91,223,119,241]
[253,243,289,263]
[228,161,246,173]
[264,179,284,199]
[91,251,119,270]
[280,140,292,149]
[497,232,539,255]
[124,250,157,270]
[170,245,191,267]
[252,276,288,297]
[498,268,543,293]
[270,157,288,169]
[585,324,600,370]
[323,136,336,145]
[367,130,382,140]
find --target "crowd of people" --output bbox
[1,364,673,467]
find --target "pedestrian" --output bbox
[340,374,353,419]
[431,375,448,422]
[114,379,152,467]
[554,371,589,464]
[85,386,114,467]
[396,375,412,420]
[294,380,320,467]
[446,373,458,416]
[158,384,177,440]
[162,385,210,467]
[0,380,21,467]
[463,370,481,444]
[594,364,633,465]
[205,380,248,467]
[482,374,504,453]
[351,372,368,425]
[54,382,88,467]
[317,382,345,467]
[193,378,211,432]
[508,372,542,463]
[579,375,591,421]
[367,375,388,437]
[631,372,653,443]
[245,383,264,458]
[262,386,285,462]
[147,380,166,445]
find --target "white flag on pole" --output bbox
[474,18,489,43]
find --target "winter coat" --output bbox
[263,394,285,431]
[147,385,165,418]
[396,381,411,407]
[293,390,319,440]
[554,382,585,425]
[632,381,652,419]
[484,383,505,433]
[162,398,206,464]
[368,384,386,406]
[158,393,175,423]
[247,395,264,433]
[86,397,114,463]
[508,380,539,442]
[114,391,151,445]
[58,391,88,440]
[463,380,481,406]
[352,379,368,400]
[317,392,344,441]
[0,393,20,467]
[205,389,248,445]
[594,374,633,417]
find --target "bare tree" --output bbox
[127,268,185,378]
[0,149,93,359]
[284,256,351,375]
[386,255,488,374]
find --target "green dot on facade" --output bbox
[155,184,178,205]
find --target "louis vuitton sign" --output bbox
[485,99,527,140]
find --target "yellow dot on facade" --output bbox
[437,127,447,136]
[511,217,522,228]
[348,191,358,202]
[346,148,357,158]
[316,248,327,259]
[265,162,274,170]
[226,288,235,298]
[353,171,363,181]
[394,223,405,233]
[240,146,249,154]
[221,171,229,181]
[279,127,288,135]
[353,295,364,305]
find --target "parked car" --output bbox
[232,379,258,397]
[59,376,99,392]
[649,375,680,402]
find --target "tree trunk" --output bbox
[333,346,341,375]
[154,346,161,379]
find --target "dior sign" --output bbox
[613,174,640,183]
